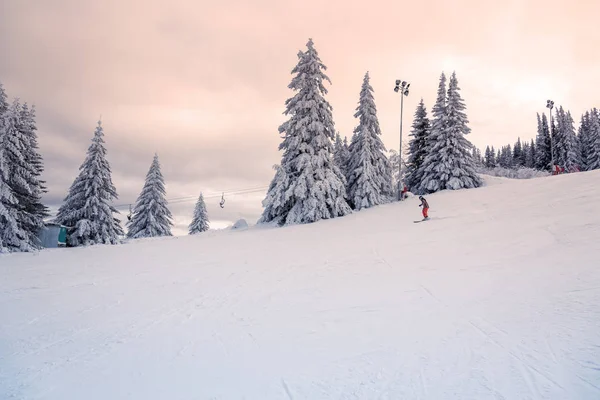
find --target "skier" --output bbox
[418,196,429,220]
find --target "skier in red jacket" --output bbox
[418,196,429,220]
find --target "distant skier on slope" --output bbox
[418,196,429,220]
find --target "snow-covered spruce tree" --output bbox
[525,139,536,169]
[419,72,482,193]
[0,100,45,250]
[587,109,600,170]
[474,147,483,167]
[555,107,579,171]
[127,154,173,238]
[0,93,30,252]
[55,120,124,246]
[405,99,430,193]
[513,138,523,167]
[578,112,591,171]
[189,192,209,234]
[333,132,350,177]
[484,146,496,168]
[346,72,393,210]
[259,39,351,225]
[535,113,552,170]
[17,103,49,222]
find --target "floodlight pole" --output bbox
[394,80,410,200]
[546,100,555,171]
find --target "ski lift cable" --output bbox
[112,185,269,209]
[45,185,270,220]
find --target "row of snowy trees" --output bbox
[260,40,397,226]
[403,73,482,195]
[1,79,210,251]
[480,107,600,173]
[54,123,211,246]
[0,83,49,252]
[481,137,537,170]
[260,40,481,226]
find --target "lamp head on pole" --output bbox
[394,80,410,96]
[546,99,554,109]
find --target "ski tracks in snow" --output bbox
[417,282,569,399]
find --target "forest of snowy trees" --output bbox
[479,108,600,177]
[4,38,593,250]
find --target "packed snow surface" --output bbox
[1,173,600,399]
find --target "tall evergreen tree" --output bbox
[419,72,481,193]
[555,107,579,171]
[17,103,49,222]
[535,113,552,170]
[405,99,430,192]
[127,154,173,238]
[0,100,45,249]
[522,140,531,168]
[346,72,393,209]
[0,88,30,252]
[56,120,124,246]
[578,112,591,171]
[189,192,210,234]
[513,138,524,167]
[587,109,600,170]
[260,39,351,224]
[526,139,536,168]
[484,145,497,168]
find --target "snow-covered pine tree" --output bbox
[578,112,591,171]
[0,100,45,249]
[526,139,536,169]
[405,99,430,193]
[419,72,482,193]
[55,120,124,246]
[513,138,523,167]
[484,145,497,168]
[0,89,30,252]
[555,108,579,171]
[535,113,552,170]
[522,140,531,168]
[189,192,209,234]
[346,72,393,209]
[259,39,351,225]
[505,145,511,168]
[587,109,600,171]
[17,103,49,223]
[333,132,350,177]
[127,154,173,238]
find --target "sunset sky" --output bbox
[1,0,598,233]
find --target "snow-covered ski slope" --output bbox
[1,172,600,400]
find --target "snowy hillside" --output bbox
[1,172,600,399]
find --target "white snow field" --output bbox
[1,172,600,400]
